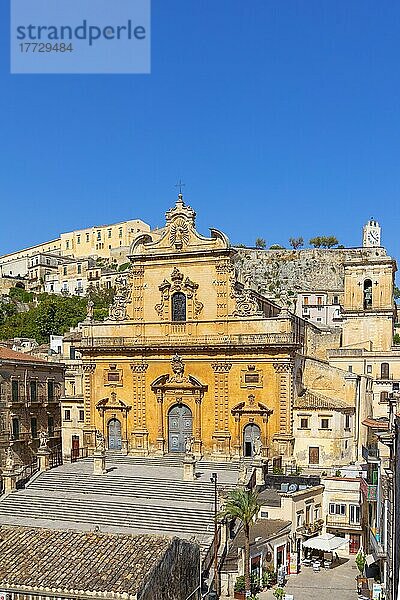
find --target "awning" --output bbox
[302,533,349,552]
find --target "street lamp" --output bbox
[210,472,219,598]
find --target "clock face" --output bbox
[367,230,380,245]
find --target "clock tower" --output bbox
[363,218,381,247]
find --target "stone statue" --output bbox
[5,447,14,470]
[95,430,105,452]
[39,430,49,449]
[253,437,263,458]
[185,436,194,455]
[108,274,131,321]
[86,299,94,321]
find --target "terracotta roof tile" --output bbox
[0,346,47,363]
[294,391,353,411]
[0,525,174,596]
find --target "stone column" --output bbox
[37,447,51,472]
[233,414,241,458]
[93,449,106,475]
[193,394,203,457]
[156,390,165,455]
[183,453,196,481]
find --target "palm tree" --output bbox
[219,488,260,595]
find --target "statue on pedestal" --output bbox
[95,430,105,452]
[39,430,49,449]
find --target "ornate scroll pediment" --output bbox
[108,274,132,321]
[231,283,263,318]
[96,391,131,412]
[231,394,273,417]
[151,354,208,392]
[129,194,230,256]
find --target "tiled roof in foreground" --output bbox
[0,525,173,598]
[0,346,48,363]
[294,391,353,411]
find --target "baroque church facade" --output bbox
[79,195,306,461]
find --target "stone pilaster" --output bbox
[212,362,232,457]
[273,362,295,459]
[131,265,145,321]
[83,363,96,450]
[130,362,149,455]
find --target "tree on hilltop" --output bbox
[289,237,304,249]
[309,235,339,248]
[255,238,266,249]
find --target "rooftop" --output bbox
[294,390,353,411]
[0,524,174,598]
[0,346,48,364]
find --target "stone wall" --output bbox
[139,537,200,600]
[234,247,389,301]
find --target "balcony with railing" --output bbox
[326,515,362,530]
[297,519,324,537]
[361,477,378,501]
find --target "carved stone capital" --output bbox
[130,363,149,373]
[273,362,293,374]
[212,362,232,373]
[215,261,234,275]
[83,364,96,375]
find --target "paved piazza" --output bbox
[258,557,358,600]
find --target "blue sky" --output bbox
[1,1,400,256]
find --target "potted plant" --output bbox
[273,587,285,600]
[234,575,245,600]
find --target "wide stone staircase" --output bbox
[0,454,244,546]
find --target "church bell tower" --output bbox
[363,218,381,248]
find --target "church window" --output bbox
[86,233,90,242]
[172,292,186,322]
[345,414,351,430]
[320,418,330,429]
[12,418,19,440]
[300,417,309,429]
[64,409,71,421]
[381,363,390,380]
[77,235,80,244]
[363,279,373,309]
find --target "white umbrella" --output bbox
[302,533,349,552]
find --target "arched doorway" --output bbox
[108,418,122,450]
[243,423,261,457]
[168,404,193,452]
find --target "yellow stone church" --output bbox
[80,195,306,460]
